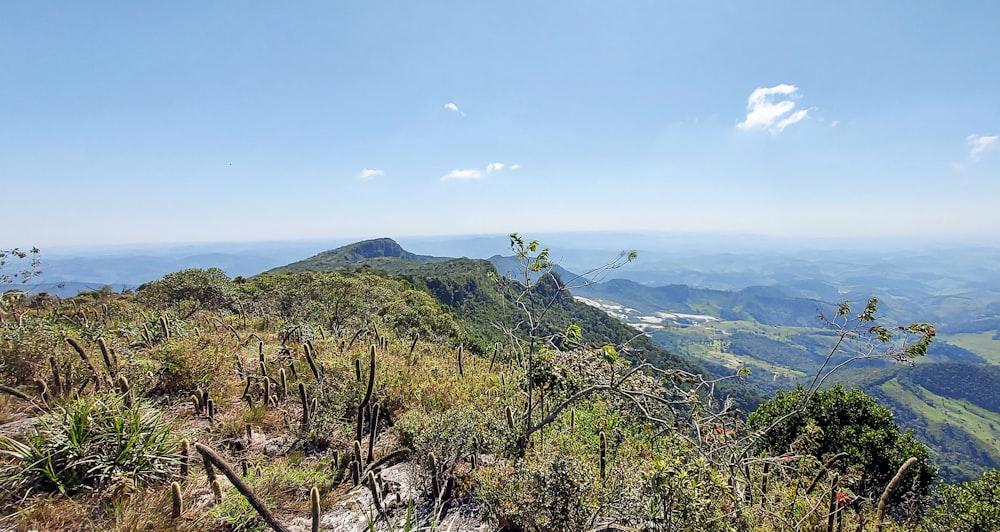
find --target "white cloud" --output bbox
[444,102,465,116]
[441,168,482,181]
[968,134,999,160]
[487,162,505,173]
[510,164,521,170]
[358,168,383,180]
[737,84,809,134]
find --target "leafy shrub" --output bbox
[478,453,602,532]
[745,384,935,513]
[148,337,230,396]
[138,268,236,316]
[0,314,60,384]
[0,393,179,496]
[923,469,1000,531]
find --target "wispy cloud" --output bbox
[738,84,809,134]
[441,168,482,181]
[358,168,383,181]
[444,102,465,116]
[442,161,519,181]
[968,134,999,160]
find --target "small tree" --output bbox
[0,247,41,285]
[490,233,645,451]
[1,247,41,318]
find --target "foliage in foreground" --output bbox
[0,393,178,497]
[923,468,1000,532]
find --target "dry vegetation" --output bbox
[0,258,990,531]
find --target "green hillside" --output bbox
[267,240,708,379]
[875,377,1000,482]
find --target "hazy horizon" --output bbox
[32,229,1000,259]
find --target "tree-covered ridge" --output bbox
[906,362,1000,413]
[266,238,447,275]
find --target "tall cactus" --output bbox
[599,431,608,481]
[310,486,321,532]
[298,382,310,432]
[429,452,441,501]
[368,404,380,464]
[195,443,289,532]
[170,481,183,518]
[180,438,190,476]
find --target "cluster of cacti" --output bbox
[65,337,100,391]
[191,387,216,421]
[160,315,170,340]
[304,341,322,382]
[349,440,364,487]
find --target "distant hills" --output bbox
[574,278,838,328]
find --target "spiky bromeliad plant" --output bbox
[0,392,179,497]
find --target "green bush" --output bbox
[745,384,935,514]
[923,469,1000,531]
[478,452,603,532]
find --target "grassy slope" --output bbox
[945,330,1000,364]
[878,378,1000,479]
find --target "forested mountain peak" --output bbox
[267,238,446,274]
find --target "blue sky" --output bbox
[2,1,998,247]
